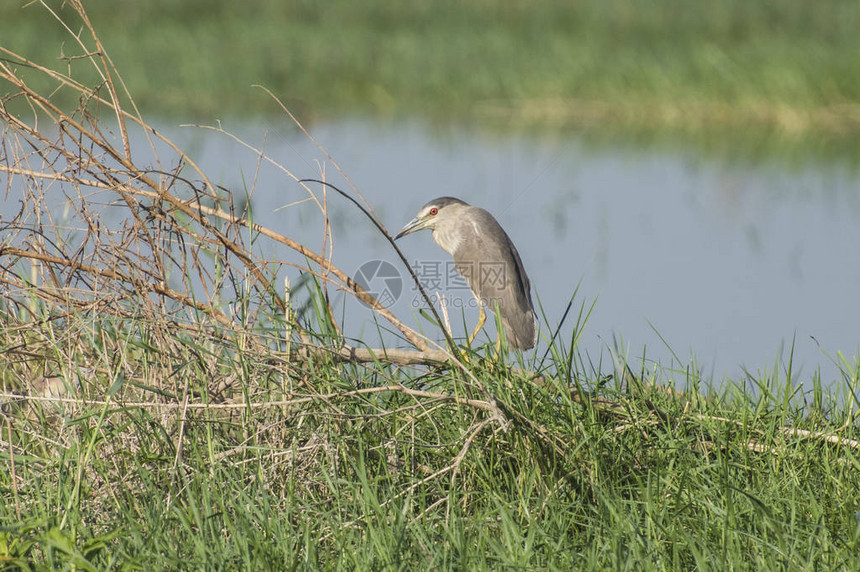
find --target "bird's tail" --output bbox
[504,311,537,350]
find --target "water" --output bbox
[7,117,860,386]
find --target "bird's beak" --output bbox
[395,216,426,240]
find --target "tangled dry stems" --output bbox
[1,8,556,527]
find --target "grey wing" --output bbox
[453,208,536,349]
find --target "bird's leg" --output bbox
[490,301,505,359]
[467,303,486,347]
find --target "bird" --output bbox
[396,197,536,350]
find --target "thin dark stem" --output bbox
[299,178,459,356]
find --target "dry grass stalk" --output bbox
[1,9,514,505]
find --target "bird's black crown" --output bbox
[422,196,469,211]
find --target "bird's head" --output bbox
[395,197,469,239]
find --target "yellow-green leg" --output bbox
[467,304,486,347]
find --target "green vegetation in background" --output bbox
[2,0,859,138]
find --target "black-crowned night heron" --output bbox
[396,197,537,350]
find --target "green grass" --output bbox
[3,0,860,137]
[2,296,860,569]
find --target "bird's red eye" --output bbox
[429,207,438,215]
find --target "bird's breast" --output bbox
[431,227,462,255]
